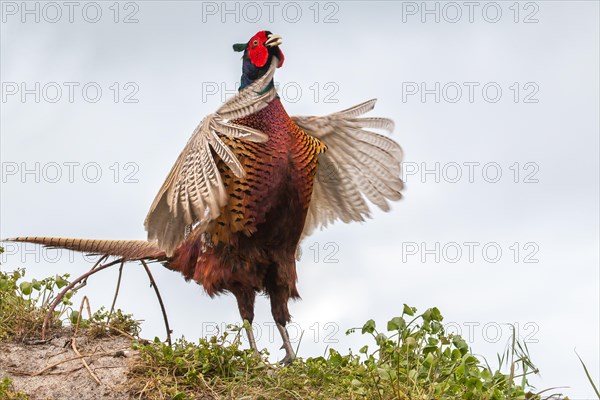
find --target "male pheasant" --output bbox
[6,30,403,364]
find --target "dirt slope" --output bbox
[0,330,136,400]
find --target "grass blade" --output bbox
[575,350,600,398]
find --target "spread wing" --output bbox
[292,99,403,239]
[145,58,279,256]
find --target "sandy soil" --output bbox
[0,330,137,400]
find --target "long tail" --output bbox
[3,237,167,261]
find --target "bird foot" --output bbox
[279,353,295,366]
[276,323,296,366]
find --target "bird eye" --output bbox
[252,39,259,47]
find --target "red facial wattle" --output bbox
[274,48,284,68]
[247,31,284,68]
[248,31,269,67]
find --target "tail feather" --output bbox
[3,237,166,261]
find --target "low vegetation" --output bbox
[128,307,548,400]
[0,266,138,343]
[0,377,29,400]
[0,246,591,399]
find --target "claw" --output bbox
[279,354,295,366]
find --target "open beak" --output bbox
[265,34,282,48]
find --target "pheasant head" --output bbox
[234,30,284,89]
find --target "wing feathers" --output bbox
[351,117,395,132]
[336,98,377,118]
[293,99,403,239]
[145,57,280,256]
[217,57,278,119]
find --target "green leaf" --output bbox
[55,275,68,288]
[424,352,435,366]
[480,368,492,381]
[31,279,42,291]
[377,367,392,380]
[423,307,443,323]
[19,281,32,296]
[404,336,417,348]
[430,307,443,321]
[453,336,469,355]
[451,348,462,360]
[431,320,443,334]
[423,345,438,355]
[361,319,376,334]
[375,333,388,346]
[387,316,406,331]
[70,311,80,324]
[403,303,415,316]
[422,320,431,332]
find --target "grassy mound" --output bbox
[128,306,545,400]
[0,246,574,399]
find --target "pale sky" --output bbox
[1,2,599,398]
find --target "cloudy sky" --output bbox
[1,1,598,397]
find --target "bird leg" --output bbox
[265,262,298,365]
[266,284,296,364]
[277,322,296,365]
[244,320,258,353]
[232,287,258,354]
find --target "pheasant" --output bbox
[5,30,403,364]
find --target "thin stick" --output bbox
[140,260,172,346]
[198,373,219,398]
[42,258,124,339]
[108,261,125,325]
[71,333,101,384]
[72,255,109,292]
[74,296,92,337]
[10,351,118,376]
[96,322,136,340]
[72,295,101,384]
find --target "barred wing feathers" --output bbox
[292,99,403,238]
[145,58,279,256]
